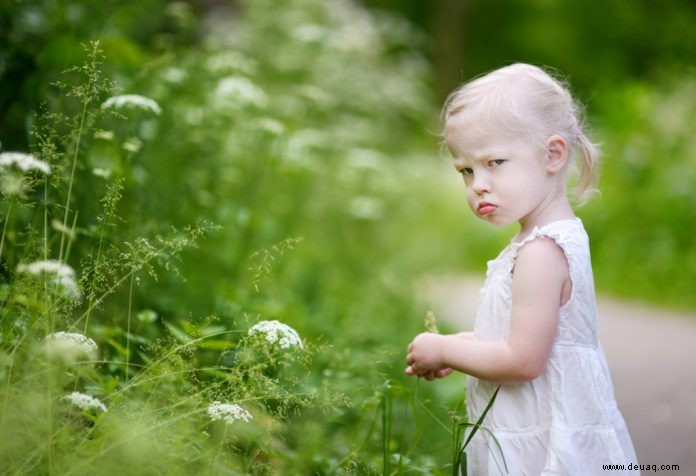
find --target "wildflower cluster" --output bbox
[44,331,98,361]
[0,151,51,174]
[17,260,74,277]
[101,94,162,115]
[207,402,253,425]
[248,320,303,349]
[16,260,79,297]
[214,76,268,108]
[62,391,108,413]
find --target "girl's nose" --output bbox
[472,174,490,194]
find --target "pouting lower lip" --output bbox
[478,203,497,215]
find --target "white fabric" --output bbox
[466,218,638,475]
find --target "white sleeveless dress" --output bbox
[466,218,638,475]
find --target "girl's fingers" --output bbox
[436,368,453,378]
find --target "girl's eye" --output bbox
[489,159,505,167]
[461,167,473,176]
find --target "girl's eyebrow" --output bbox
[453,158,471,171]
[472,152,498,161]
[455,153,496,166]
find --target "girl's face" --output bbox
[445,113,560,230]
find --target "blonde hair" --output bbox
[443,63,599,201]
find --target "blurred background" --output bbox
[4,0,696,307]
[1,0,695,473]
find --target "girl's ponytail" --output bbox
[573,126,600,202]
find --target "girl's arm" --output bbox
[406,238,568,384]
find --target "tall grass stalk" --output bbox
[44,176,49,263]
[84,178,123,333]
[125,272,134,379]
[58,100,86,265]
[57,41,108,265]
[43,178,50,318]
[62,211,79,265]
[381,380,393,475]
[0,200,11,263]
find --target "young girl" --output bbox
[405,63,638,475]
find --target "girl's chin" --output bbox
[477,214,513,227]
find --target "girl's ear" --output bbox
[545,135,568,174]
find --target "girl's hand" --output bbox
[405,332,472,378]
[406,367,454,380]
[405,332,448,377]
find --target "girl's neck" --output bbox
[517,194,575,241]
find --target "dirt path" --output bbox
[419,275,696,472]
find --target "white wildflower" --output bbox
[347,148,385,171]
[348,196,384,220]
[16,260,79,298]
[56,276,79,298]
[284,128,324,163]
[17,260,74,278]
[44,331,98,362]
[248,320,303,349]
[253,117,285,135]
[162,67,187,84]
[92,168,112,178]
[205,51,256,75]
[295,85,332,107]
[292,24,326,42]
[62,391,107,412]
[122,137,143,153]
[0,152,51,174]
[214,76,268,107]
[207,402,252,425]
[101,94,162,115]
[93,130,114,141]
[327,11,380,53]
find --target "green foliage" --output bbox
[0,0,201,150]
[0,38,333,474]
[584,75,696,308]
[361,0,696,101]
[0,1,463,474]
